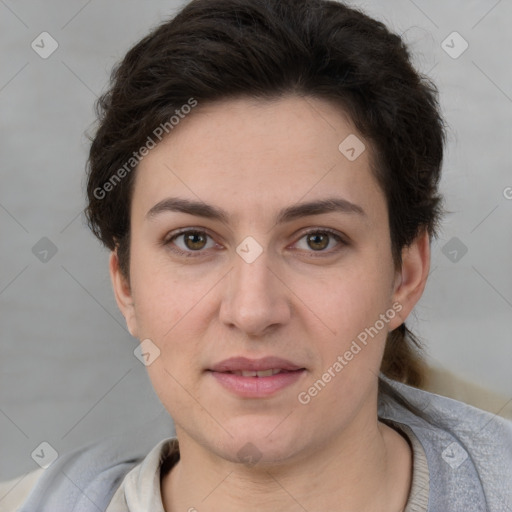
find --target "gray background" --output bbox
[1,0,511,483]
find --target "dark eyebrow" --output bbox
[145,196,366,224]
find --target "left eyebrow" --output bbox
[145,196,367,223]
[275,197,366,223]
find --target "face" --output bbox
[111,95,428,466]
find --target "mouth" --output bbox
[207,355,305,374]
[211,368,304,377]
[206,357,306,397]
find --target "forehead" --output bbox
[132,95,386,225]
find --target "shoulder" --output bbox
[7,439,144,512]
[379,374,512,511]
[379,372,512,453]
[0,468,44,511]
[8,416,175,511]
[423,365,512,420]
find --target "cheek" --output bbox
[129,254,217,392]
[130,263,208,407]
[313,263,392,333]
[304,261,395,383]
[129,244,205,338]
[299,276,391,412]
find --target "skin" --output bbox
[110,95,430,511]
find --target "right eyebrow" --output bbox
[146,197,230,223]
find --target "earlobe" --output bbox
[109,250,138,338]
[389,230,431,330]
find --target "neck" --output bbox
[161,402,412,512]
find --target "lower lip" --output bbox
[208,370,306,398]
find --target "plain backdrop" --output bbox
[1,0,511,482]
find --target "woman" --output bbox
[10,0,512,510]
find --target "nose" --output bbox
[219,248,291,337]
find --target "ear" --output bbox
[388,229,431,330]
[109,249,138,338]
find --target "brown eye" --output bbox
[165,229,216,256]
[306,232,330,251]
[183,231,208,250]
[294,229,346,255]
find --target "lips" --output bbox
[208,356,305,374]
[228,368,286,377]
[207,357,306,397]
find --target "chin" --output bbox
[215,420,308,465]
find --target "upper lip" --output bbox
[208,356,305,372]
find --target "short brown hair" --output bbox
[85,0,446,388]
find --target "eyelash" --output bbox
[162,227,347,258]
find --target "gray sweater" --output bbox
[15,374,512,511]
